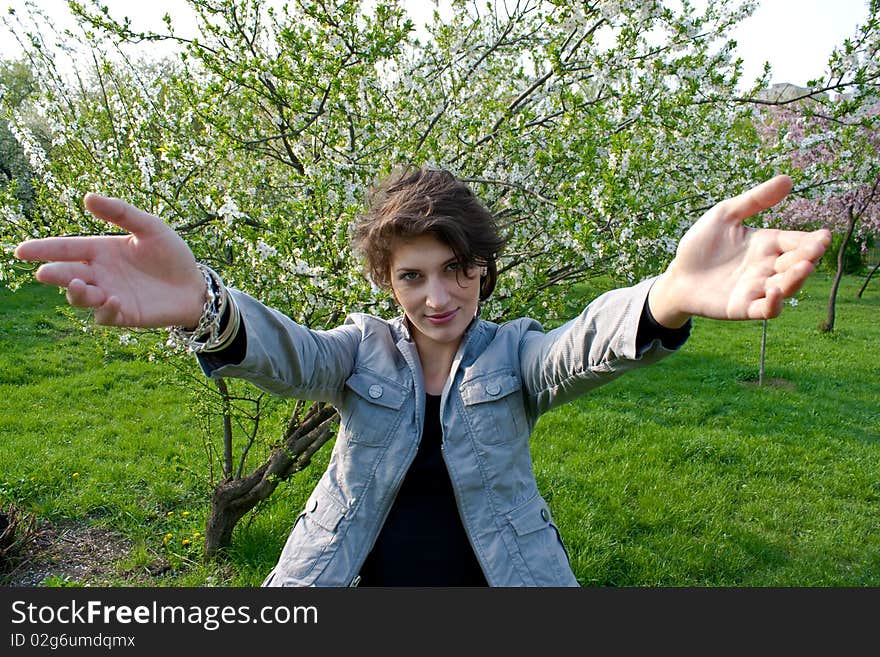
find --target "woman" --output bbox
[13,168,830,586]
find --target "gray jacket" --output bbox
[199,276,683,586]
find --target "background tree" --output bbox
[0,58,43,271]
[1,0,773,557]
[753,1,879,332]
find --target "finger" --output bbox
[769,260,816,298]
[747,286,784,320]
[773,238,828,273]
[14,236,98,263]
[718,175,793,225]
[66,278,108,309]
[34,262,94,287]
[83,193,165,236]
[774,227,833,254]
[93,296,125,326]
[773,249,801,274]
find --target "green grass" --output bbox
[0,284,324,586]
[532,273,880,586]
[1,273,878,586]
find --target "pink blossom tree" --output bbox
[755,4,880,332]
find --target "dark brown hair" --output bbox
[351,167,507,301]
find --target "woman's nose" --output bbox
[425,277,451,308]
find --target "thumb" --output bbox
[84,193,165,236]
[719,174,793,226]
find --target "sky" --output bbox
[0,0,872,88]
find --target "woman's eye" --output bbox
[400,272,419,281]
[446,262,461,272]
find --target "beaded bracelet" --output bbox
[167,263,240,353]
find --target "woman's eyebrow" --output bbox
[394,257,459,273]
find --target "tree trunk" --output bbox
[857,260,879,299]
[821,206,857,333]
[759,319,767,385]
[216,379,234,478]
[204,400,339,558]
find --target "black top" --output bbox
[357,393,488,586]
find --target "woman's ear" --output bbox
[480,267,487,278]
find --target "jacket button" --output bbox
[541,508,550,522]
[368,384,383,399]
[485,383,501,395]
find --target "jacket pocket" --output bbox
[459,370,528,445]
[507,494,573,586]
[269,486,348,586]
[340,369,409,446]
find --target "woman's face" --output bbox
[389,234,481,354]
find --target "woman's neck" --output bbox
[404,316,462,395]
[419,348,456,395]
[414,339,460,396]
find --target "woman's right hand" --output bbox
[14,193,207,328]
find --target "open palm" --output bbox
[14,194,206,328]
[651,175,831,325]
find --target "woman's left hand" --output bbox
[648,175,832,328]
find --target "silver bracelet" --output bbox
[167,264,239,353]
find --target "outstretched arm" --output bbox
[647,175,832,328]
[13,194,206,328]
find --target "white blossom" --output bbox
[118,332,138,345]
[255,240,278,260]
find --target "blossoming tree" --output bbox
[1,0,769,556]
[755,3,879,332]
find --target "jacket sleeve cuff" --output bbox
[195,289,248,377]
[636,294,691,354]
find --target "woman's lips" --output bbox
[425,309,458,325]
